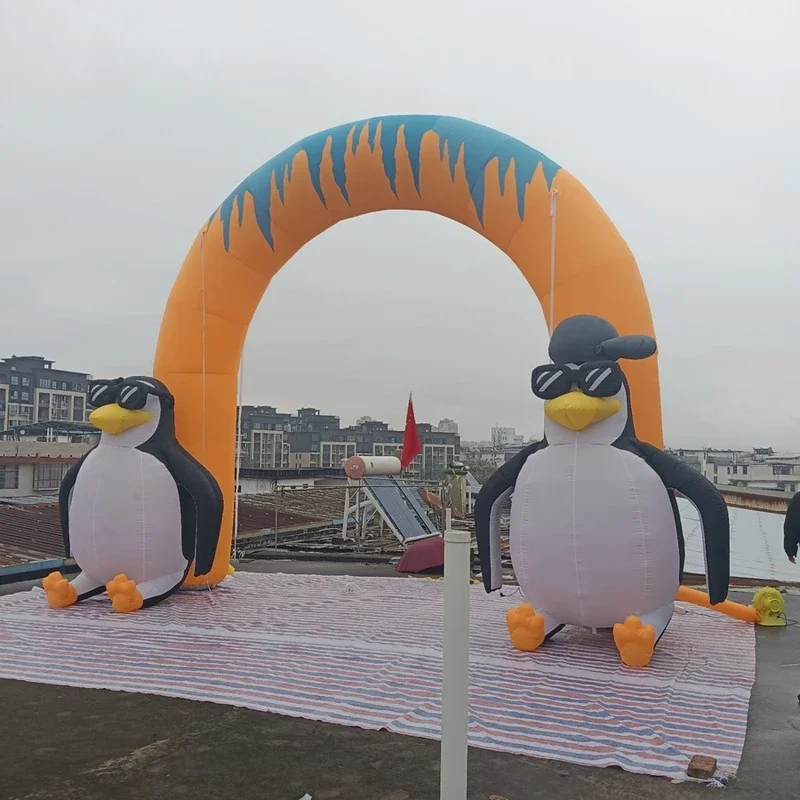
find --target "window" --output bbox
[34,462,70,490]
[21,391,29,401]
[61,382,68,390]
[21,376,30,386]
[743,465,748,475]
[773,465,792,476]
[732,465,737,475]
[10,375,18,385]
[40,378,51,388]
[0,465,19,490]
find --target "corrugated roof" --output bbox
[0,488,351,567]
[236,488,347,533]
[0,495,59,507]
[0,503,63,566]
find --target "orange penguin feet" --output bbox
[613,616,656,668]
[42,571,78,609]
[506,603,546,652]
[106,574,144,613]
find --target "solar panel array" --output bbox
[363,477,439,543]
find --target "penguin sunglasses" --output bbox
[531,360,623,400]
[88,378,174,410]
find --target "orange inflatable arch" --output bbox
[154,115,661,587]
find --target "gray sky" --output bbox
[1,1,798,447]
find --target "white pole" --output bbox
[342,484,350,541]
[440,508,470,800]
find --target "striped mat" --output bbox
[0,572,755,779]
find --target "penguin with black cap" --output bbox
[475,315,730,667]
[42,375,223,613]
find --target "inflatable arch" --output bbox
[154,115,661,587]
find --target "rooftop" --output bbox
[1,561,798,799]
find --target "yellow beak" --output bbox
[544,391,621,432]
[89,403,152,435]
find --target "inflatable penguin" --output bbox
[475,315,730,667]
[42,376,223,613]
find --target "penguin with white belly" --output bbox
[475,315,730,667]
[42,376,223,613]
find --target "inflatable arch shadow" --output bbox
[154,114,661,587]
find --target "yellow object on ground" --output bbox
[751,587,787,626]
[675,585,786,626]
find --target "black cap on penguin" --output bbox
[548,314,657,365]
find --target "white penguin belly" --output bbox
[68,446,187,584]
[510,444,680,629]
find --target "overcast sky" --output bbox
[1,1,798,447]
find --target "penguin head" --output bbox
[533,315,657,443]
[88,376,175,448]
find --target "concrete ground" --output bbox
[2,560,799,799]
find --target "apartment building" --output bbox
[0,441,91,498]
[491,426,524,448]
[436,418,459,434]
[671,447,800,493]
[238,405,460,479]
[0,356,91,436]
[237,406,341,469]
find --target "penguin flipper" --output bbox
[627,441,730,604]
[159,445,224,577]
[57,450,93,558]
[783,492,800,560]
[666,488,686,583]
[474,440,545,593]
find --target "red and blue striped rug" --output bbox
[0,572,755,779]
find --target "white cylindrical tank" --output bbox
[343,455,402,479]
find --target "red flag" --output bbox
[400,394,422,470]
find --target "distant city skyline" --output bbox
[3,351,797,450]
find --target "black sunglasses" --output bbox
[531,360,623,400]
[88,378,173,410]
